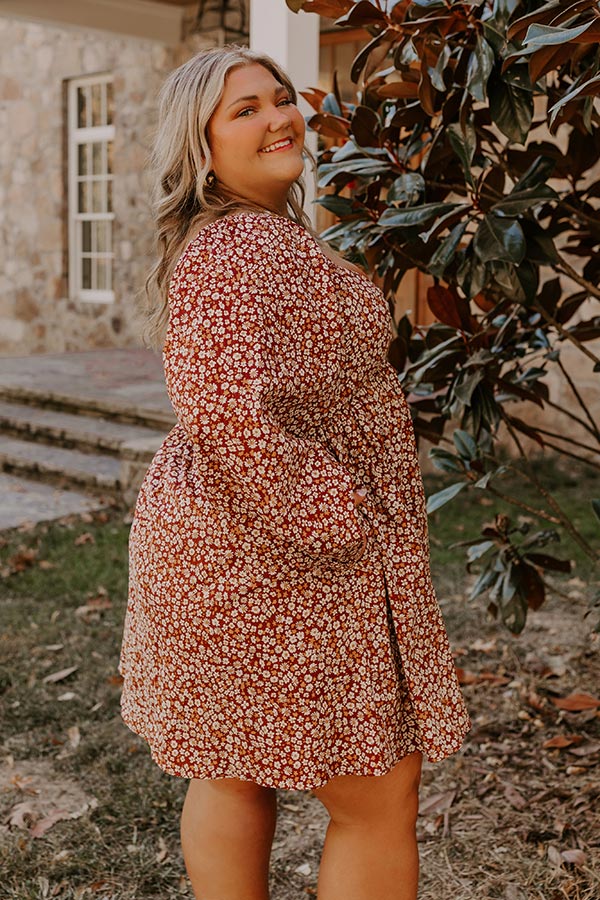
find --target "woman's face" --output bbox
[207,63,306,215]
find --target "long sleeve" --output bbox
[162,213,367,564]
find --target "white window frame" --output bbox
[67,73,115,304]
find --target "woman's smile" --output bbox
[259,137,294,154]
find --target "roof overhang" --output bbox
[0,0,190,44]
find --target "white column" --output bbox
[250,1,320,225]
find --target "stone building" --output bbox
[0,0,359,356]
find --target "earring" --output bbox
[205,171,216,188]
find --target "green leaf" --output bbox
[426,481,468,514]
[315,195,355,216]
[548,74,600,127]
[492,184,558,215]
[488,75,533,144]
[429,220,470,277]
[521,21,596,50]
[474,215,526,264]
[453,429,478,460]
[454,369,484,406]
[447,121,476,187]
[429,448,465,474]
[592,499,600,522]
[378,202,462,229]
[466,540,495,563]
[387,172,425,203]
[466,35,494,102]
[317,158,389,188]
[430,42,451,92]
[512,155,556,192]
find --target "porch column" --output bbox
[249,2,320,225]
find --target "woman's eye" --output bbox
[237,107,255,118]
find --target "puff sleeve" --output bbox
[162,214,367,564]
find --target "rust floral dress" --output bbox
[118,211,470,790]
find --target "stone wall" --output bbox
[0,15,215,356]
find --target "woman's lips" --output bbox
[259,138,294,154]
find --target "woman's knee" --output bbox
[313,751,423,827]
[186,777,276,808]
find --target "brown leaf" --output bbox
[560,848,586,867]
[568,741,600,757]
[418,790,456,816]
[74,532,94,546]
[503,784,527,811]
[38,560,57,570]
[6,801,37,829]
[42,666,78,685]
[543,735,584,750]
[30,809,71,838]
[551,692,600,711]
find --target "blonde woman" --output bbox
[118,45,470,900]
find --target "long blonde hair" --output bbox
[140,45,316,351]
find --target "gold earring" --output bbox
[205,171,216,187]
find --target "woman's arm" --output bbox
[163,213,367,564]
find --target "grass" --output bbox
[0,458,598,899]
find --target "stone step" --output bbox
[0,383,175,431]
[0,435,126,495]
[0,399,166,461]
[0,472,111,531]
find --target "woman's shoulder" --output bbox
[186,211,315,260]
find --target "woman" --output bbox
[118,45,470,900]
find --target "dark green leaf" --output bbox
[592,499,600,522]
[378,202,462,229]
[525,552,572,573]
[492,184,558,215]
[474,215,526,264]
[466,35,494,102]
[429,220,470,277]
[466,540,495,563]
[426,481,468,514]
[315,195,355,216]
[488,75,533,144]
[447,120,477,187]
[387,172,425,203]
[429,448,465,474]
[521,21,596,50]
[453,429,478,460]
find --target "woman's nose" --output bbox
[267,105,292,131]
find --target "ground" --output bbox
[0,462,598,900]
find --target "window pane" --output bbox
[82,221,92,252]
[96,221,110,252]
[106,81,114,125]
[78,143,88,176]
[91,83,103,127]
[92,180,104,213]
[77,86,88,128]
[97,259,109,290]
[78,181,89,213]
[82,257,92,289]
[92,141,104,175]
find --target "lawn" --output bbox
[1,459,598,900]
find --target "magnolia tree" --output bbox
[288,0,600,632]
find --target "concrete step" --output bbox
[0,472,111,531]
[0,399,166,461]
[0,435,125,495]
[0,383,175,431]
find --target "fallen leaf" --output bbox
[74,532,95,546]
[42,666,78,685]
[31,809,71,838]
[156,835,169,864]
[543,735,584,750]
[38,560,57,570]
[295,863,312,877]
[548,845,562,866]
[568,741,600,757]
[418,790,456,817]
[551,693,600,711]
[561,848,586,867]
[6,801,37,829]
[503,784,527,810]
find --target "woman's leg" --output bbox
[312,751,423,900]
[180,777,277,900]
